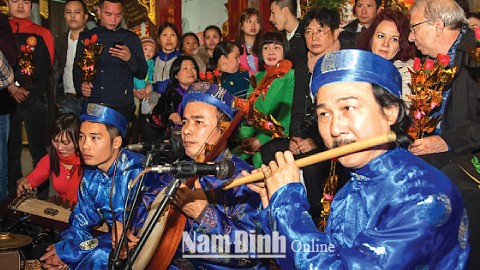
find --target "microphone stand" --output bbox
[122,177,183,270]
[109,151,156,270]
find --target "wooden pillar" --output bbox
[156,0,182,36]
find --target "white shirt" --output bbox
[63,32,78,95]
[286,26,298,41]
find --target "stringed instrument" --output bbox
[140,60,293,270]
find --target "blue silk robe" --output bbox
[139,150,269,269]
[55,150,156,269]
[267,148,469,269]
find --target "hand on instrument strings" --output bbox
[294,137,317,155]
[173,180,208,220]
[409,135,448,155]
[16,177,32,197]
[244,169,270,208]
[40,244,67,270]
[112,220,139,260]
[240,137,262,155]
[261,151,300,200]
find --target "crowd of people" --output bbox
[0,0,479,269]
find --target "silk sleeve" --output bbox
[55,178,105,267]
[269,182,467,269]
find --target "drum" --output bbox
[132,189,170,270]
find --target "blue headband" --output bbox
[311,50,402,98]
[79,103,128,136]
[182,82,236,119]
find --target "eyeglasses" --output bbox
[304,29,332,39]
[409,18,435,33]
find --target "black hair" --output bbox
[207,41,237,72]
[105,123,121,143]
[157,22,179,45]
[64,0,87,14]
[270,0,297,16]
[257,31,290,71]
[203,25,222,40]
[371,84,412,148]
[99,0,122,8]
[354,0,381,9]
[49,113,81,176]
[236,8,262,56]
[179,32,200,54]
[169,55,200,87]
[303,7,340,31]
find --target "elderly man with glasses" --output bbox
[408,0,480,268]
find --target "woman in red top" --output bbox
[16,113,82,205]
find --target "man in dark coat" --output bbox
[53,0,88,115]
[339,0,381,49]
[408,0,480,268]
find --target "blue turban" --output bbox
[182,82,236,119]
[79,103,128,136]
[311,49,402,98]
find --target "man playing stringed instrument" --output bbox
[135,82,268,269]
[249,50,469,268]
[39,103,159,269]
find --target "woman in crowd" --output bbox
[357,9,416,104]
[16,114,82,207]
[153,22,182,95]
[147,55,199,141]
[236,8,262,76]
[179,32,200,56]
[207,41,250,97]
[193,25,222,72]
[236,31,295,168]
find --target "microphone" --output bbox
[126,137,182,152]
[150,160,235,179]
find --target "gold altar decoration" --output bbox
[407,54,457,140]
[78,34,104,82]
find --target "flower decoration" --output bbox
[78,34,104,82]
[199,68,222,85]
[18,36,36,84]
[407,54,457,140]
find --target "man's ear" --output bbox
[113,136,122,150]
[333,28,340,40]
[96,6,101,16]
[434,18,445,37]
[383,105,399,125]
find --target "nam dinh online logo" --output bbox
[181,231,336,259]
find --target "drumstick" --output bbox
[222,131,397,190]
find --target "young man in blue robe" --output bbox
[39,103,158,269]
[250,49,470,269]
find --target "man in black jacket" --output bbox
[339,0,381,49]
[54,0,88,115]
[74,0,147,121]
[269,0,307,68]
[408,0,480,268]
